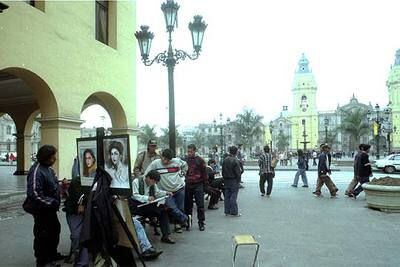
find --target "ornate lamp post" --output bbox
[269,121,274,150]
[0,2,9,12]
[213,113,230,157]
[324,117,329,144]
[382,123,396,155]
[367,104,391,159]
[135,1,207,154]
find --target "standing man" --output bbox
[312,150,318,166]
[313,144,337,198]
[237,144,245,188]
[23,145,66,267]
[184,144,208,231]
[222,146,242,216]
[133,139,161,178]
[144,149,189,232]
[258,145,274,197]
[345,146,362,196]
[291,149,309,188]
[349,144,372,199]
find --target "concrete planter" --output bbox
[362,183,400,212]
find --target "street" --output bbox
[0,166,400,266]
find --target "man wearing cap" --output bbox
[313,144,337,198]
[133,140,161,178]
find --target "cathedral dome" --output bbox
[387,49,400,86]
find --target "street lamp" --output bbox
[135,0,207,154]
[382,121,396,155]
[0,2,9,13]
[269,121,274,151]
[213,113,230,157]
[367,104,391,159]
[324,117,329,144]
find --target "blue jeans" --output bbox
[224,179,239,215]
[353,176,370,196]
[133,218,152,253]
[165,188,188,223]
[65,213,89,267]
[293,169,308,186]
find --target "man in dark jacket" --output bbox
[184,144,208,231]
[222,146,242,216]
[349,144,372,198]
[23,145,65,267]
[313,144,337,198]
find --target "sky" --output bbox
[84,0,400,129]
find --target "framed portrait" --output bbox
[103,134,132,195]
[76,137,97,190]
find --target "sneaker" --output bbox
[312,191,322,197]
[141,248,163,261]
[330,194,337,198]
[302,185,309,188]
[208,205,218,210]
[231,213,242,217]
[199,222,205,231]
[260,193,265,197]
[161,236,175,244]
[291,184,297,188]
[174,225,183,233]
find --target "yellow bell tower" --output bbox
[387,49,400,150]
[288,54,319,151]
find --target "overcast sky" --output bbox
[84,0,400,129]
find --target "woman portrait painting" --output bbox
[83,149,97,178]
[104,140,130,189]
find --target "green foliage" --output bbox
[159,127,183,149]
[138,124,158,147]
[232,108,264,150]
[276,130,290,151]
[338,108,370,150]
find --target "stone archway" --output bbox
[0,67,59,174]
[82,91,138,167]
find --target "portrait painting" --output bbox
[103,135,132,195]
[76,138,97,189]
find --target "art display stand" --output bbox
[95,127,146,267]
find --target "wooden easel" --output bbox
[96,127,146,267]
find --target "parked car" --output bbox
[374,154,400,173]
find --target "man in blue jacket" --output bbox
[313,144,337,198]
[23,145,65,267]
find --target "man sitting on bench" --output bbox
[130,170,175,244]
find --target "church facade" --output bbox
[271,51,400,154]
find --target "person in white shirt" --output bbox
[130,170,175,244]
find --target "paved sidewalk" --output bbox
[0,170,399,266]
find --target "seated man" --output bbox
[144,149,189,234]
[132,217,163,261]
[205,159,224,210]
[130,170,175,244]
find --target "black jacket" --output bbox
[357,152,372,178]
[317,152,330,176]
[24,163,60,214]
[63,177,83,215]
[80,168,118,255]
[222,155,242,181]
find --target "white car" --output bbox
[374,154,400,173]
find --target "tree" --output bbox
[192,130,205,149]
[159,127,183,150]
[138,124,158,147]
[232,109,264,152]
[338,108,370,151]
[276,130,290,151]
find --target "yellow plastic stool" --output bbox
[232,234,260,267]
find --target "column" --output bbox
[38,116,83,179]
[13,133,32,175]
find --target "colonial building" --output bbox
[0,1,138,176]
[387,49,400,151]
[270,53,397,154]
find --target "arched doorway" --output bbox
[81,92,138,167]
[0,68,58,174]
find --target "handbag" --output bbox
[271,158,278,168]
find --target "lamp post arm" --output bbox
[174,49,199,63]
[142,51,168,66]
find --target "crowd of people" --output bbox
[22,138,374,267]
[22,140,245,267]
